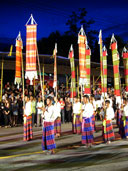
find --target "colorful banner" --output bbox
[110,34,120,96]
[78,26,87,85]
[25,15,37,85]
[84,45,91,95]
[15,32,22,86]
[102,46,107,95]
[53,43,57,89]
[69,44,76,98]
[122,47,128,93]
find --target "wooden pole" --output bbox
[81,85,83,102]
[102,59,105,102]
[34,76,35,97]
[36,45,44,101]
[56,54,57,100]
[0,58,4,101]
[66,75,68,91]
[93,75,95,92]
[21,51,25,114]
[77,66,79,98]
[42,64,45,106]
[71,79,74,104]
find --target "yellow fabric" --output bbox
[24,116,27,124]
[103,120,106,133]
[122,116,126,127]
[73,114,76,125]
[73,103,82,124]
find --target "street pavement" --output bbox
[0,121,128,171]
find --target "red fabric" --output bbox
[72,71,75,78]
[78,35,86,79]
[111,42,116,51]
[24,116,33,141]
[123,53,128,59]
[59,101,65,110]
[103,120,115,142]
[26,24,37,72]
[86,68,90,75]
[84,88,90,94]
[103,51,107,56]
[15,40,22,79]
[115,89,120,96]
[54,117,61,134]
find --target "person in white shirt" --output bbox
[42,97,56,154]
[103,100,115,144]
[80,95,94,147]
[95,98,102,109]
[54,97,61,137]
[121,98,128,139]
[36,97,43,127]
[72,97,82,134]
[23,96,33,141]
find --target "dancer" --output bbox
[42,97,56,154]
[23,96,33,141]
[72,97,82,134]
[103,100,115,144]
[81,95,94,147]
[121,98,128,139]
[54,97,61,137]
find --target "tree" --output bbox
[37,8,97,59]
[65,8,97,56]
[65,8,95,36]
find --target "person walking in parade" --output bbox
[80,95,94,147]
[54,97,61,138]
[103,100,115,144]
[42,97,56,154]
[23,96,33,141]
[72,97,82,134]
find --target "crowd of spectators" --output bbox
[0,81,127,128]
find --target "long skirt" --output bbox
[124,116,128,137]
[54,117,61,134]
[24,116,33,141]
[103,120,115,142]
[116,109,121,126]
[119,116,125,138]
[42,121,56,150]
[91,114,95,133]
[82,117,93,145]
[72,115,81,134]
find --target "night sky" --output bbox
[0,0,128,44]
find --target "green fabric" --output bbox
[31,101,36,114]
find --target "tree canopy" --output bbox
[37,8,127,65]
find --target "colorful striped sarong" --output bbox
[54,117,61,134]
[124,116,128,137]
[24,115,33,141]
[103,120,115,142]
[42,121,56,150]
[82,117,93,144]
[116,109,121,126]
[91,114,95,133]
[73,114,81,134]
[119,116,125,138]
